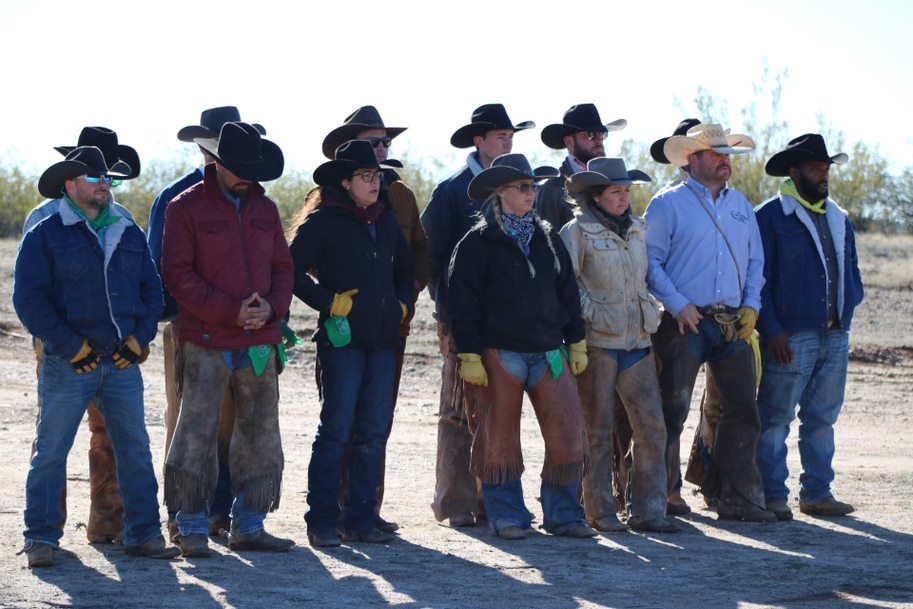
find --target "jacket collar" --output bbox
[577,206,644,237]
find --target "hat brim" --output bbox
[566,169,652,192]
[765,149,849,177]
[540,119,627,149]
[467,165,559,201]
[450,120,535,149]
[179,123,266,143]
[54,144,142,180]
[650,137,673,164]
[38,159,129,199]
[195,136,284,182]
[321,125,407,160]
[663,134,755,168]
[313,158,401,187]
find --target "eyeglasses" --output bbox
[581,131,607,142]
[367,137,392,149]
[77,175,120,187]
[506,183,540,193]
[352,170,383,183]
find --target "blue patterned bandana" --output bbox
[501,210,536,256]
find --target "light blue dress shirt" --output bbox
[644,177,764,317]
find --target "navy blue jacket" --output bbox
[755,194,864,337]
[420,159,483,323]
[147,168,203,321]
[448,212,585,355]
[14,203,163,359]
[289,202,414,351]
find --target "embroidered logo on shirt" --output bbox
[730,210,749,224]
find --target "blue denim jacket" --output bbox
[754,194,864,337]
[14,202,163,359]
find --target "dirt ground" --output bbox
[0,234,911,609]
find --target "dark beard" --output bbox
[797,173,827,202]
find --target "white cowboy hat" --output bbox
[663,123,755,168]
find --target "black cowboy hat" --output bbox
[177,106,266,142]
[650,118,702,164]
[540,104,627,150]
[322,106,407,160]
[38,146,129,199]
[313,140,402,186]
[54,126,141,180]
[195,122,284,182]
[467,153,559,201]
[566,157,651,192]
[765,133,849,177]
[450,104,535,149]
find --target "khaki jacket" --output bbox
[559,208,662,350]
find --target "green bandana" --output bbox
[780,178,826,215]
[64,195,122,231]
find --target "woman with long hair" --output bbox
[288,140,414,547]
[447,153,594,540]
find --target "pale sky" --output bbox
[1,0,911,180]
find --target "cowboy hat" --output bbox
[54,126,141,180]
[177,106,266,142]
[566,158,651,192]
[650,118,702,164]
[467,153,559,201]
[195,122,284,182]
[663,123,755,168]
[313,140,402,186]
[450,104,535,149]
[765,133,849,177]
[540,104,627,150]
[38,146,129,199]
[322,106,407,159]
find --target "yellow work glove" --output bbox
[329,289,359,317]
[457,353,488,387]
[112,336,144,370]
[568,340,588,376]
[400,302,409,323]
[736,307,758,342]
[70,339,100,374]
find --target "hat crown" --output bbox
[786,133,828,156]
[471,103,512,127]
[217,122,264,162]
[200,106,242,133]
[76,126,119,166]
[686,123,731,147]
[586,157,630,181]
[673,118,702,137]
[65,145,112,174]
[344,105,385,127]
[491,153,536,176]
[334,139,382,165]
[563,103,602,129]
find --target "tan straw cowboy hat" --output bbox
[663,123,755,168]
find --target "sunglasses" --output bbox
[581,131,607,142]
[507,183,540,193]
[352,170,383,183]
[78,175,122,187]
[367,136,393,149]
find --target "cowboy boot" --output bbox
[614,355,670,524]
[86,401,124,543]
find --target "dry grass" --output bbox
[856,232,913,289]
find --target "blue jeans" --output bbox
[757,329,850,503]
[305,344,395,535]
[483,480,585,534]
[177,494,265,536]
[25,354,161,548]
[483,350,587,533]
